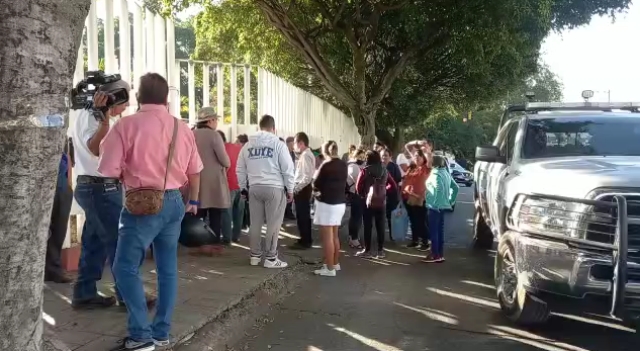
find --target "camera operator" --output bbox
[68,80,137,310]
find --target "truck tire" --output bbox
[495,240,550,325]
[472,209,493,249]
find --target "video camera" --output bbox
[70,70,129,120]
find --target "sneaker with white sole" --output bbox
[263,257,288,268]
[152,338,170,349]
[250,256,261,266]
[109,337,155,351]
[313,266,336,277]
[317,264,341,272]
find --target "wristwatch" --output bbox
[188,199,200,206]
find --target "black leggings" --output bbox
[406,204,429,244]
[363,207,386,252]
[348,195,364,241]
[197,208,224,241]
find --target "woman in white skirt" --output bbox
[312,141,349,276]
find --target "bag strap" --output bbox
[162,118,179,191]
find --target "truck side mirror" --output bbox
[475,145,506,164]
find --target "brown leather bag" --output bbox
[124,118,179,216]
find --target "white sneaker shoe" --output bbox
[263,257,288,269]
[250,256,261,266]
[314,266,336,277]
[317,264,341,271]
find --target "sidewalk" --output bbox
[43,218,322,351]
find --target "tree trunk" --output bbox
[390,128,405,155]
[353,109,376,148]
[0,1,91,350]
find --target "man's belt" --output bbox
[76,175,120,184]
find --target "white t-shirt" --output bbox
[67,110,115,177]
[396,153,410,176]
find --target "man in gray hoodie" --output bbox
[236,115,295,268]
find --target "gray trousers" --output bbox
[248,185,287,259]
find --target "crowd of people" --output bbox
[43,73,458,351]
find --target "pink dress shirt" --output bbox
[98,104,203,190]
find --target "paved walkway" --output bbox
[43,219,317,351]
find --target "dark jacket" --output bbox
[386,162,402,184]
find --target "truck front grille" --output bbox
[590,192,640,283]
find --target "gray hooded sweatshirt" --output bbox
[236,131,295,193]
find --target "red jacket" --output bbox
[225,142,242,191]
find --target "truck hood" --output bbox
[512,156,640,199]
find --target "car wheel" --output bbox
[472,209,493,249]
[495,240,550,325]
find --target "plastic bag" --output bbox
[390,203,409,241]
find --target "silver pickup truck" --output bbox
[472,95,640,326]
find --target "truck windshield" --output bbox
[522,116,640,158]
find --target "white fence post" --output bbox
[216,63,224,122]
[188,61,196,125]
[202,64,210,108]
[244,65,251,125]
[86,0,99,71]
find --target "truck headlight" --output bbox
[511,196,611,239]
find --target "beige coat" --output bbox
[193,128,231,208]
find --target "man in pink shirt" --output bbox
[217,130,245,243]
[98,73,203,351]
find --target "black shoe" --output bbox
[222,239,232,246]
[232,238,240,243]
[417,244,430,252]
[285,213,296,220]
[109,337,155,351]
[289,242,311,250]
[72,295,117,310]
[406,242,419,248]
[45,272,73,284]
[118,293,157,310]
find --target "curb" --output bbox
[172,256,307,350]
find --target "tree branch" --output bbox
[255,1,356,107]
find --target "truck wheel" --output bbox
[472,210,493,249]
[495,240,550,325]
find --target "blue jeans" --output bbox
[73,182,123,302]
[428,209,445,257]
[113,190,185,343]
[221,189,246,241]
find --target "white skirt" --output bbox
[313,201,346,226]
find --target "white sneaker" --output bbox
[314,266,336,277]
[317,263,341,271]
[263,257,288,269]
[250,256,261,266]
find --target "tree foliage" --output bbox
[410,64,564,160]
[166,0,631,147]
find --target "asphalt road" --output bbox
[231,186,638,351]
